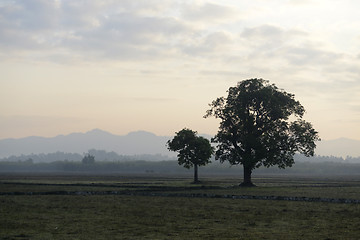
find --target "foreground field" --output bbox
[1,174,360,239]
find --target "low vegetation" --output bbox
[1,160,360,176]
[1,174,360,239]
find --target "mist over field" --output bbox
[1,129,360,161]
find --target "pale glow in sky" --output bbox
[1,0,360,140]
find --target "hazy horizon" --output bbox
[0,128,358,142]
[1,1,360,141]
[1,128,360,159]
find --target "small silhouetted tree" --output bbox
[167,128,214,183]
[82,154,95,164]
[205,79,320,186]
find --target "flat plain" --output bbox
[1,173,360,239]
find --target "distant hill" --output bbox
[0,129,359,159]
[0,129,174,158]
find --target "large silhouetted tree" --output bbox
[205,79,320,186]
[167,128,213,183]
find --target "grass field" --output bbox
[1,173,360,239]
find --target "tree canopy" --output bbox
[205,79,320,186]
[167,128,213,183]
[82,154,95,164]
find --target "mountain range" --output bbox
[0,129,359,159]
[0,129,173,159]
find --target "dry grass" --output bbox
[1,174,360,239]
[1,195,360,240]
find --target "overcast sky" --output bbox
[1,0,360,140]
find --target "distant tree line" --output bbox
[1,150,360,165]
[294,154,360,163]
[1,158,360,176]
[0,149,175,163]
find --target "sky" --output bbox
[1,0,360,140]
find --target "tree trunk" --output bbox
[193,164,200,183]
[240,165,255,187]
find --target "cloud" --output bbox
[240,24,308,50]
[238,24,348,72]
[200,70,244,77]
[0,1,359,86]
[181,31,234,56]
[0,0,59,30]
[62,12,190,61]
[0,0,246,62]
[0,0,198,62]
[280,45,343,66]
[181,2,239,23]
[241,25,285,38]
